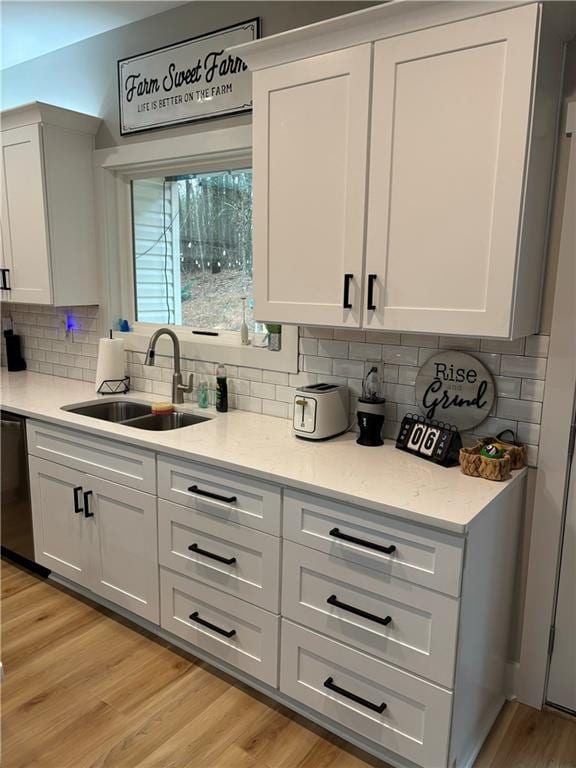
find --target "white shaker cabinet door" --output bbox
[365,4,539,337]
[86,475,159,623]
[29,456,93,587]
[0,124,52,304]
[252,45,371,327]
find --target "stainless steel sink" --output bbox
[63,400,152,422]
[123,412,210,431]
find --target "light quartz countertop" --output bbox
[1,371,525,535]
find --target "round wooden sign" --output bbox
[415,351,495,431]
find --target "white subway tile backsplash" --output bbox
[497,398,542,424]
[262,370,289,386]
[299,338,318,355]
[303,355,332,374]
[524,335,550,357]
[250,381,276,400]
[349,342,382,361]
[493,376,522,399]
[381,345,419,366]
[332,358,365,378]
[500,355,547,380]
[521,379,545,402]
[480,338,526,355]
[334,328,365,342]
[2,303,551,467]
[317,339,349,358]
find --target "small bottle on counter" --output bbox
[216,364,228,412]
[197,380,209,409]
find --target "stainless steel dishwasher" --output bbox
[1,410,35,564]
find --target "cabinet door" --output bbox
[253,45,371,327]
[86,475,159,623]
[29,456,93,586]
[365,4,539,337]
[0,125,52,304]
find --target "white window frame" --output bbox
[94,126,298,373]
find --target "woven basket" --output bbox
[478,431,526,471]
[459,442,511,481]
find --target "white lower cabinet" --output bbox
[160,567,279,687]
[29,455,159,622]
[282,540,459,688]
[281,620,453,768]
[88,475,159,622]
[29,456,94,588]
[26,424,522,768]
[158,498,280,611]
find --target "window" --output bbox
[131,168,255,332]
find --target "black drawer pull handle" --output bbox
[327,594,392,626]
[188,543,237,565]
[367,274,377,311]
[73,486,83,514]
[329,528,396,555]
[188,611,236,638]
[0,268,11,291]
[343,273,353,309]
[83,490,94,518]
[324,677,387,714]
[188,485,237,504]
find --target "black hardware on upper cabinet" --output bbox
[73,486,84,514]
[323,677,387,714]
[367,274,377,311]
[329,527,396,555]
[188,611,236,638]
[188,485,237,504]
[343,273,353,309]
[0,269,11,291]
[327,594,392,626]
[188,543,237,565]
[83,490,94,518]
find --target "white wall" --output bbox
[0,1,374,148]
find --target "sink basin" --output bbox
[123,413,210,431]
[63,400,152,422]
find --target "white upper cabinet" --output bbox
[0,103,100,305]
[252,46,371,327]
[238,2,566,338]
[365,4,541,337]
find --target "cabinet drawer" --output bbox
[282,541,458,687]
[157,456,281,535]
[27,420,156,493]
[283,490,463,596]
[160,567,279,687]
[281,620,452,768]
[158,499,280,611]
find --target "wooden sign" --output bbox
[118,19,260,135]
[415,351,495,431]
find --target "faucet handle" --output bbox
[177,373,194,394]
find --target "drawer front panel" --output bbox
[158,499,280,611]
[283,490,463,596]
[282,541,458,687]
[27,420,156,493]
[281,620,452,767]
[157,456,281,535]
[160,567,279,687]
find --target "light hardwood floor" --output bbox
[2,558,575,768]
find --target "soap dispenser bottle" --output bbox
[216,364,228,412]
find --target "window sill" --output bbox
[115,325,298,373]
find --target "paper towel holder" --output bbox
[97,376,131,395]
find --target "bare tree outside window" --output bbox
[132,169,254,331]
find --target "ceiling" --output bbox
[1,1,189,69]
